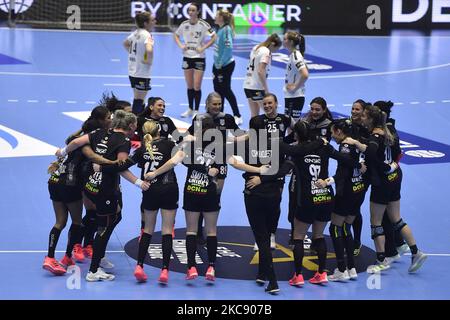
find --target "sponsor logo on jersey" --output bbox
[125,226,375,280]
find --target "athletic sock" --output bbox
[48,227,62,258]
[161,234,173,269]
[186,235,197,268]
[66,224,83,257]
[293,239,304,275]
[137,233,152,267]
[187,89,195,110]
[194,90,201,111]
[206,236,217,266]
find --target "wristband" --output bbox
[134,178,144,188]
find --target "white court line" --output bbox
[343,104,352,107]
[394,102,404,105]
[1,62,450,80]
[27,100,38,103]
[66,100,77,104]
[7,99,18,102]
[443,100,450,103]
[110,59,121,62]
[425,101,436,104]
[46,100,58,103]
[85,101,96,104]
[410,101,420,104]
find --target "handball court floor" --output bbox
[0,27,449,300]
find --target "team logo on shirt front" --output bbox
[124,226,375,280]
[220,119,225,126]
[162,124,168,132]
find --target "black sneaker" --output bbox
[265,281,280,294]
[256,273,266,285]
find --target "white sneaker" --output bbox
[396,243,410,256]
[253,242,259,251]
[100,257,114,269]
[270,233,276,250]
[181,109,193,118]
[367,259,391,274]
[328,268,350,282]
[234,116,243,125]
[408,251,427,273]
[192,110,198,118]
[86,267,115,282]
[385,254,401,265]
[348,268,358,279]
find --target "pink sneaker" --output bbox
[134,265,147,282]
[158,269,169,284]
[205,266,215,281]
[309,271,328,284]
[43,256,66,275]
[186,266,198,280]
[289,273,304,286]
[72,244,85,262]
[59,255,75,268]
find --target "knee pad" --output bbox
[371,225,385,239]
[393,219,407,232]
[343,223,352,237]
[329,224,343,238]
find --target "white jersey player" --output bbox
[174,3,216,118]
[282,32,309,121]
[243,34,282,118]
[124,12,155,115]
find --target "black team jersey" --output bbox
[188,112,241,141]
[84,129,131,196]
[333,142,366,197]
[137,115,177,140]
[182,141,220,197]
[100,138,177,190]
[48,136,84,187]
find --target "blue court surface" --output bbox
[0,27,449,300]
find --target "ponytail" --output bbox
[142,120,160,160]
[365,105,395,146]
[285,31,305,55]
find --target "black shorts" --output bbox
[182,57,206,71]
[142,185,179,211]
[183,192,220,212]
[295,203,333,224]
[129,76,151,91]
[48,183,82,203]
[244,89,265,101]
[84,191,120,216]
[284,97,305,119]
[370,169,402,205]
[334,192,366,217]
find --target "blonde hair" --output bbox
[142,120,160,160]
[218,9,235,37]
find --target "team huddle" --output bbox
[42,5,427,295]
